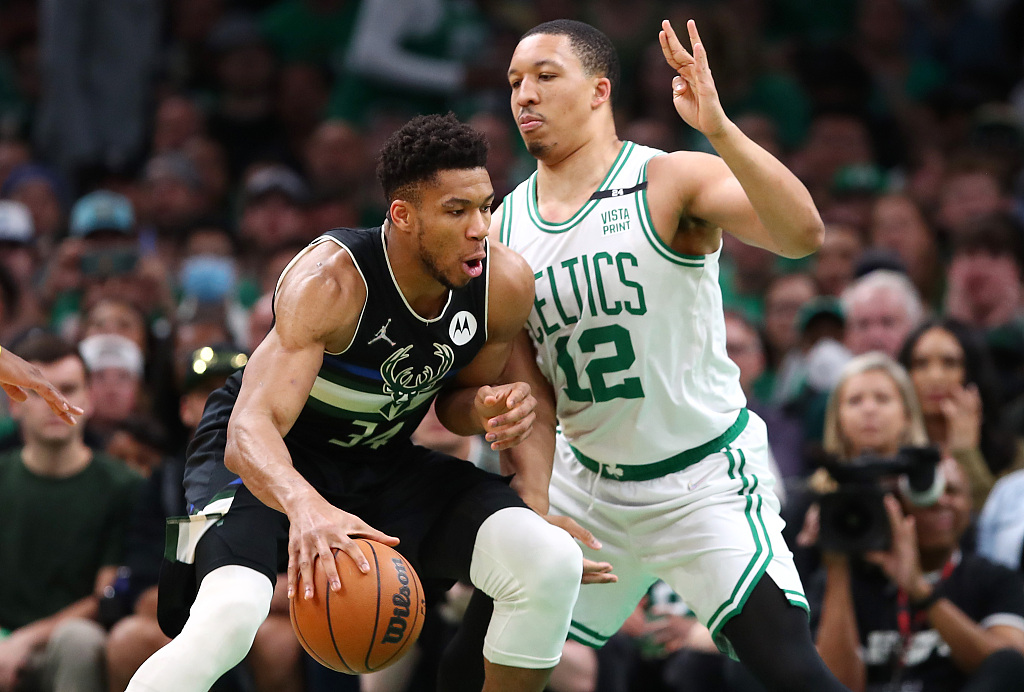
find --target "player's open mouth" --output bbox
[463,259,483,277]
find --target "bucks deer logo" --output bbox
[379,343,454,420]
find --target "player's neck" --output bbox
[383,223,449,319]
[536,132,624,204]
[20,438,93,479]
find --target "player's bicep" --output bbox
[232,327,325,437]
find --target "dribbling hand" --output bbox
[543,514,618,585]
[286,497,399,600]
[658,19,728,138]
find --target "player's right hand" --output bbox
[543,514,618,584]
[475,381,536,451]
[286,497,399,600]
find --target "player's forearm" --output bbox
[433,387,485,436]
[707,120,824,258]
[500,423,555,514]
[225,413,318,514]
[815,558,866,692]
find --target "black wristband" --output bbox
[910,588,942,611]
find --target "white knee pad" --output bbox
[470,507,582,669]
[126,565,273,692]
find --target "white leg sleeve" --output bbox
[469,507,582,669]
[125,565,273,692]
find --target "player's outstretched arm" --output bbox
[225,243,398,601]
[0,345,84,424]
[653,19,823,258]
[434,241,538,450]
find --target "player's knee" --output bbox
[190,566,273,653]
[207,588,269,645]
[471,507,582,609]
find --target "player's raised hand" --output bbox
[475,382,536,450]
[658,19,727,137]
[0,347,83,424]
[286,496,399,600]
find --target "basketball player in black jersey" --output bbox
[125,114,586,692]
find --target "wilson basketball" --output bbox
[289,539,426,674]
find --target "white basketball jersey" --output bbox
[500,141,746,465]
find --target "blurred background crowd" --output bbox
[4,0,1024,691]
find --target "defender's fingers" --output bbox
[488,400,535,430]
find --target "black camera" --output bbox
[817,446,943,553]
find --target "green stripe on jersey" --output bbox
[527,142,635,233]
[634,161,705,267]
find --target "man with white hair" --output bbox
[841,269,924,358]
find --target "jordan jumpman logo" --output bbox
[368,319,396,346]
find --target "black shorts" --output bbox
[158,421,528,637]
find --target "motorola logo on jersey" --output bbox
[449,310,477,346]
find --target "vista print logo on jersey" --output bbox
[449,310,477,346]
[379,343,454,420]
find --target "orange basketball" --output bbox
[289,539,426,674]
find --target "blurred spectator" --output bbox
[176,221,249,347]
[0,333,141,692]
[302,119,369,210]
[260,0,360,67]
[162,0,226,93]
[33,0,161,188]
[150,94,206,157]
[104,415,168,480]
[868,193,942,307]
[78,296,149,357]
[842,269,925,357]
[42,190,174,338]
[899,319,1024,508]
[238,165,311,256]
[0,163,68,254]
[719,233,778,323]
[78,333,147,447]
[944,212,1024,331]
[331,0,502,125]
[0,138,30,191]
[0,200,44,341]
[245,291,275,354]
[813,458,1024,692]
[791,111,876,204]
[139,152,210,261]
[762,272,817,372]
[205,13,286,177]
[182,136,232,218]
[936,154,1012,236]
[977,466,1024,571]
[812,223,863,298]
[276,63,331,163]
[822,163,887,236]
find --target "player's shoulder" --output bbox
[645,149,725,181]
[488,240,534,296]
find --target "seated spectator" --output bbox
[78,334,147,447]
[813,457,1024,692]
[0,200,45,342]
[812,223,863,298]
[899,319,1024,508]
[977,467,1024,572]
[944,213,1023,332]
[842,269,925,358]
[0,333,141,692]
[868,194,941,308]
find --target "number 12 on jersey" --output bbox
[554,324,645,403]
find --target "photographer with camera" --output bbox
[806,354,1024,691]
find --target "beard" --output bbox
[526,139,551,159]
[416,226,463,291]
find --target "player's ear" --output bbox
[592,77,611,109]
[389,199,414,230]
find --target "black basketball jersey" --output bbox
[280,226,490,458]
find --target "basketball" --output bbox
[289,539,426,674]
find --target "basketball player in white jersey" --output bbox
[439,19,853,692]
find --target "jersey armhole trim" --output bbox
[635,160,707,267]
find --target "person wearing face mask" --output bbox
[175,222,248,348]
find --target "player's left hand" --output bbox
[475,382,536,450]
[658,19,728,138]
[543,514,618,585]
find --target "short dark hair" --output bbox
[952,212,1024,271]
[10,331,83,369]
[376,113,488,204]
[522,20,621,105]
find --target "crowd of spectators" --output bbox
[4,0,1024,691]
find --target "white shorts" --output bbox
[550,410,807,658]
